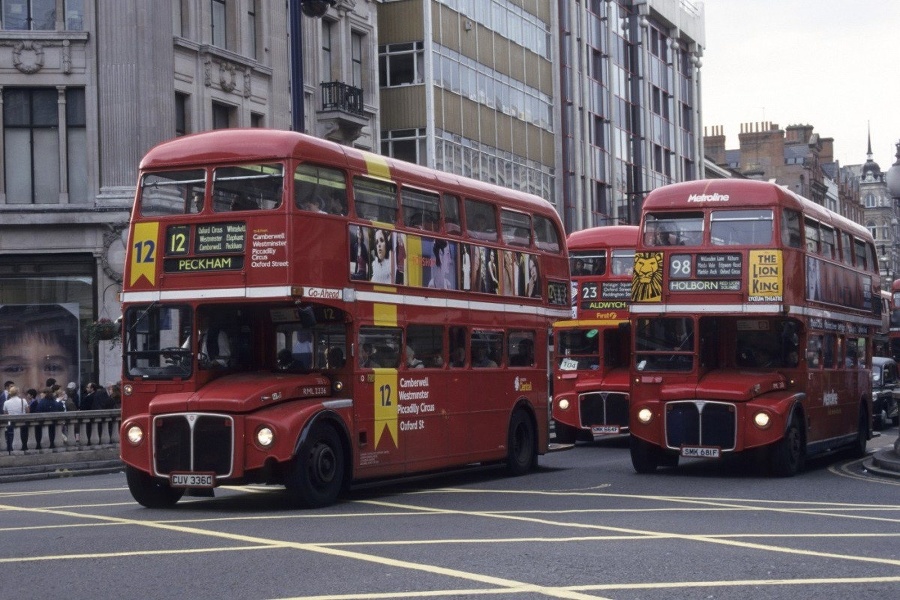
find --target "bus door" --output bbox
[354,325,407,474]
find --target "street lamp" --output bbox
[290,0,336,132]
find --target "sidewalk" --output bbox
[0,448,122,484]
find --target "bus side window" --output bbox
[295,163,347,215]
[443,194,462,234]
[449,325,466,367]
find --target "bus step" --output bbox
[547,443,575,452]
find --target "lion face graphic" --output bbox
[632,252,663,302]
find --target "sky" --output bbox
[700,0,900,170]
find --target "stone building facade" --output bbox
[0,0,379,390]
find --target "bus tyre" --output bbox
[286,423,345,508]
[506,409,537,476]
[630,436,660,473]
[553,421,578,445]
[770,415,805,477]
[125,465,185,508]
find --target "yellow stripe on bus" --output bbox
[373,303,398,327]
[363,153,392,180]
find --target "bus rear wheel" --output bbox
[125,465,185,508]
[769,414,805,477]
[630,436,661,473]
[286,423,345,508]
[506,409,537,475]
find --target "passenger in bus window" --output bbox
[300,194,326,213]
[231,194,259,211]
[652,222,681,246]
[292,330,313,369]
[405,346,424,369]
[359,343,378,368]
[191,191,204,214]
[472,344,497,368]
[450,346,466,368]
[326,346,345,369]
[510,339,534,366]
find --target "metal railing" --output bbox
[321,81,364,115]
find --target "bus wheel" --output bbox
[286,423,345,508]
[770,415,805,477]
[125,465,185,508]
[849,403,868,459]
[630,436,660,473]
[553,421,578,444]
[506,409,537,476]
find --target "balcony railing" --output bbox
[321,81,364,116]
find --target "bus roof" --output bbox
[140,128,558,218]
[567,225,638,251]
[640,179,870,240]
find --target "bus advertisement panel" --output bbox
[628,179,878,476]
[120,129,571,508]
[552,226,637,442]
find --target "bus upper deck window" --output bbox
[534,215,561,253]
[295,163,347,215]
[354,177,397,224]
[212,163,284,212]
[140,170,206,217]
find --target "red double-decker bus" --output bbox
[629,179,878,476]
[551,225,638,442]
[119,129,571,507]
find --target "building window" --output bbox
[382,128,426,165]
[64,0,83,30]
[3,87,86,204]
[351,32,363,88]
[250,112,264,127]
[865,193,876,208]
[211,0,226,48]
[246,0,257,59]
[175,92,188,136]
[379,42,425,87]
[211,101,233,129]
[322,19,333,82]
[2,0,55,30]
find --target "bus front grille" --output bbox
[153,414,234,477]
[665,401,736,450]
[579,392,629,428]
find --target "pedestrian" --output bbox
[1,380,13,403]
[66,381,80,410]
[2,385,29,454]
[35,386,63,448]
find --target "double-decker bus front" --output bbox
[120,129,570,508]
[552,226,637,442]
[629,180,877,476]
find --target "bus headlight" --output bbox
[126,425,143,445]
[256,426,275,448]
[333,380,344,393]
[637,408,653,424]
[753,411,771,429]
[558,398,570,411]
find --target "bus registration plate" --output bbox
[591,425,620,435]
[680,446,720,458]
[170,472,215,488]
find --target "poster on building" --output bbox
[0,303,81,394]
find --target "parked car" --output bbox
[871,357,899,429]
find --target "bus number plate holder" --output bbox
[170,472,215,488]
[591,425,620,435]
[680,446,720,458]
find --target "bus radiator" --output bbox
[665,401,736,451]
[153,414,234,477]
